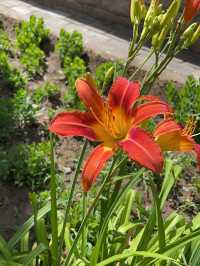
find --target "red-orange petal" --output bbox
[154,119,182,137]
[49,112,97,141]
[108,77,140,115]
[119,127,163,173]
[132,101,172,126]
[194,144,200,170]
[153,119,194,152]
[82,145,114,192]
[184,0,200,23]
[76,75,104,117]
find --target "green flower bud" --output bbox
[191,25,200,45]
[160,0,181,27]
[130,0,146,25]
[180,23,198,48]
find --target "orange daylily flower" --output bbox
[154,119,200,168]
[49,75,172,192]
[184,0,200,23]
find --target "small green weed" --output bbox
[0,141,51,189]
[16,15,50,52]
[63,56,86,109]
[0,29,12,53]
[166,76,200,142]
[33,81,60,105]
[0,51,26,89]
[12,88,37,128]
[56,29,83,63]
[20,44,45,77]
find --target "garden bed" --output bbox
[0,13,199,239]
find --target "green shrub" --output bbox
[95,60,124,93]
[16,15,49,52]
[33,81,60,104]
[63,56,86,108]
[165,76,200,142]
[0,89,36,141]
[0,141,51,189]
[56,29,83,63]
[0,51,26,89]
[20,44,45,77]
[0,29,12,53]
[12,88,36,128]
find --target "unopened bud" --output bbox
[160,0,181,27]
[105,66,114,84]
[180,23,198,47]
[152,25,169,51]
[191,25,200,45]
[130,0,147,25]
[102,66,115,94]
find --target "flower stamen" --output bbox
[182,117,197,136]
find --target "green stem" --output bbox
[63,156,118,266]
[58,140,88,260]
[50,133,58,266]
[82,192,87,256]
[129,49,154,81]
[149,176,165,250]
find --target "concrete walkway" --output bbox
[0,0,199,84]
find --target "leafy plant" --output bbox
[20,44,45,77]
[0,141,51,189]
[12,88,37,128]
[0,29,12,53]
[0,89,36,142]
[33,81,60,104]
[0,51,26,89]
[56,29,83,63]
[16,15,49,52]
[165,76,200,142]
[63,56,86,108]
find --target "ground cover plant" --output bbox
[0,0,200,265]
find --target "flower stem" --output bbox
[63,155,118,266]
[50,133,58,266]
[149,176,166,252]
[82,192,87,256]
[58,140,88,261]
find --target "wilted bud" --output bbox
[191,25,200,44]
[180,23,198,47]
[130,0,147,25]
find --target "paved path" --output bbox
[0,0,199,83]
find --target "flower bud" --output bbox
[152,25,170,51]
[180,23,198,47]
[105,66,114,82]
[160,0,181,27]
[140,0,161,40]
[130,0,147,25]
[191,25,200,45]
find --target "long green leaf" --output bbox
[20,243,47,265]
[95,251,183,266]
[8,199,64,249]
[0,234,12,260]
[90,169,144,265]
